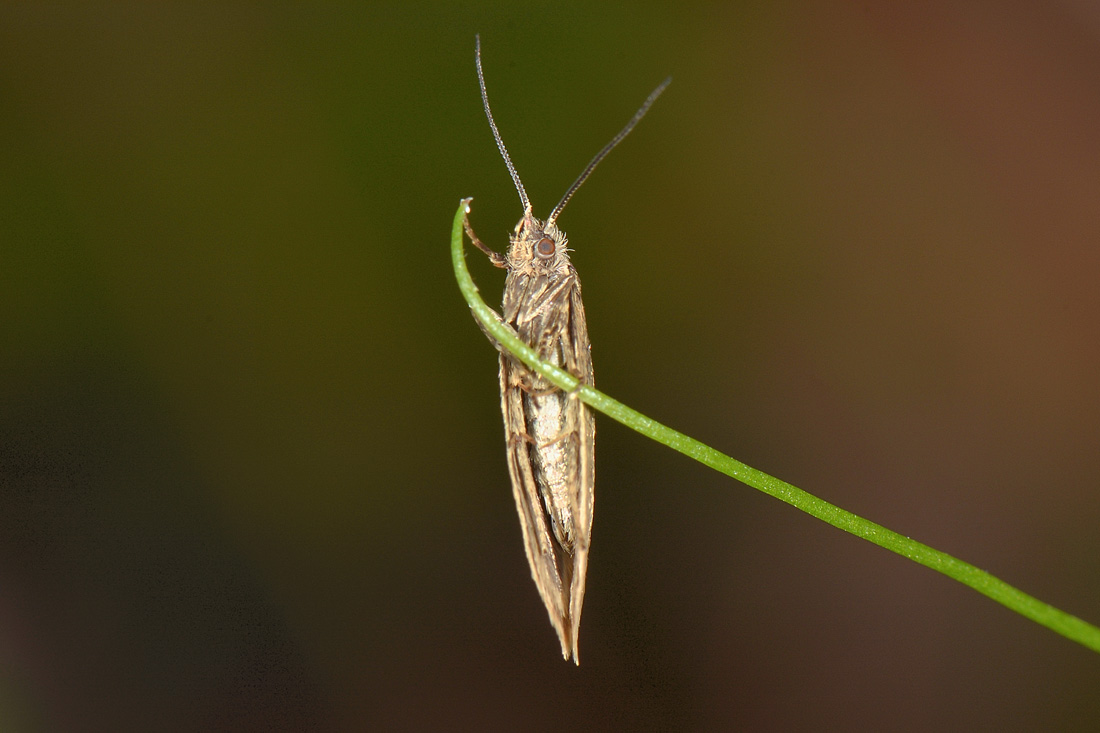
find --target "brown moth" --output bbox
[464,36,669,664]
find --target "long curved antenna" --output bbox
[547,76,671,226]
[475,35,530,213]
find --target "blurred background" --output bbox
[2,2,1099,730]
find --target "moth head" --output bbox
[510,209,569,273]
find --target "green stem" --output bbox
[451,198,1100,655]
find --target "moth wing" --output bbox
[561,276,595,663]
[499,267,596,664]
[499,352,571,653]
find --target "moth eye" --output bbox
[536,237,556,258]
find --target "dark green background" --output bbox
[3,3,1099,730]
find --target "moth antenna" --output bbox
[547,76,671,226]
[475,35,531,214]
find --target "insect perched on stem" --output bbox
[463,35,669,664]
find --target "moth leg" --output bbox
[463,209,507,268]
[515,380,563,398]
[506,430,538,449]
[475,308,517,353]
[532,426,580,452]
[543,371,589,399]
[503,406,581,451]
[510,366,585,398]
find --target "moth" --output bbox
[464,36,669,663]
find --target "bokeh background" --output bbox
[3,3,1100,730]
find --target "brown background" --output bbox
[2,2,1099,730]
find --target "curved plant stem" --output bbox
[451,198,1100,655]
